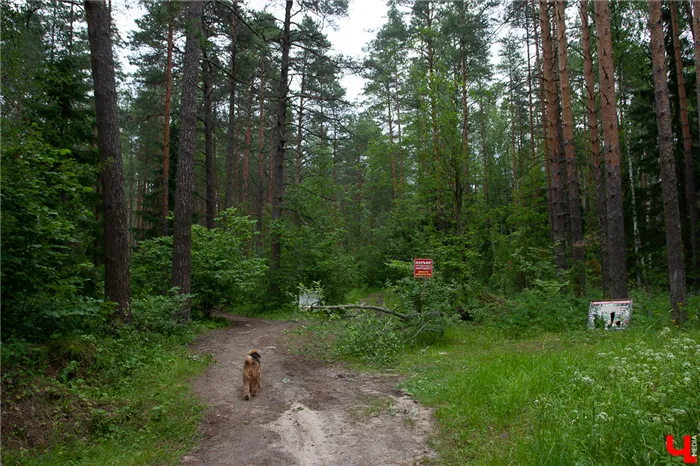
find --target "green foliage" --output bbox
[296,278,459,364]
[1,128,99,340]
[1,296,222,465]
[131,293,193,336]
[132,209,267,316]
[398,325,700,465]
[190,212,267,316]
[276,219,361,305]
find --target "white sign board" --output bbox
[298,291,320,308]
[587,300,633,330]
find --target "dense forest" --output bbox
[2,0,700,463]
[5,0,700,330]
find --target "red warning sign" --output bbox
[413,258,433,278]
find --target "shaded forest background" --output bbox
[3,0,700,340]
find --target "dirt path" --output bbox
[181,314,435,466]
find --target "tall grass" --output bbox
[398,326,700,465]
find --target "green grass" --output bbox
[397,325,700,465]
[2,320,222,466]
[6,350,209,466]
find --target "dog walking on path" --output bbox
[243,349,261,400]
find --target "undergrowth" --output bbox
[1,295,224,466]
[398,325,700,465]
[291,285,699,464]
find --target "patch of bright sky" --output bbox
[112,0,388,104]
[112,0,520,103]
[248,0,389,103]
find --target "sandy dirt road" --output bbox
[181,314,435,466]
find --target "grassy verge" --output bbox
[2,318,223,466]
[397,325,700,465]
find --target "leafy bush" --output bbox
[297,270,460,364]
[277,224,361,305]
[131,292,192,336]
[132,209,267,316]
[1,129,99,340]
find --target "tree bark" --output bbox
[672,1,699,288]
[539,0,566,271]
[394,62,404,194]
[256,51,266,232]
[172,0,204,320]
[203,54,216,229]
[241,78,255,209]
[460,2,470,204]
[556,0,585,294]
[270,0,293,294]
[295,61,307,185]
[534,0,552,222]
[225,0,239,210]
[580,0,608,294]
[526,0,536,172]
[594,0,628,299]
[387,81,397,201]
[162,5,174,236]
[85,0,131,321]
[480,92,489,206]
[648,0,688,323]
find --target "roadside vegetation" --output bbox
[292,287,700,465]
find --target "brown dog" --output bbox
[243,349,261,400]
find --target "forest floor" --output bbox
[182,313,435,466]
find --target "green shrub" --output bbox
[132,209,267,317]
[1,129,99,341]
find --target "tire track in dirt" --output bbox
[181,314,435,466]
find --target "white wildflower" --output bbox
[581,376,595,385]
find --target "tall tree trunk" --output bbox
[556,0,585,294]
[388,82,397,201]
[242,79,255,208]
[539,0,566,271]
[172,0,204,321]
[136,148,143,240]
[295,63,306,185]
[621,102,644,286]
[270,0,293,293]
[225,0,239,210]
[672,1,700,288]
[526,0,536,171]
[394,62,404,194]
[162,6,174,236]
[128,136,134,246]
[85,0,131,321]
[480,92,489,206]
[594,0,628,299]
[534,0,552,220]
[203,55,216,229]
[234,103,241,206]
[580,0,608,294]
[460,2,470,203]
[256,51,266,232]
[509,65,518,205]
[648,0,688,323]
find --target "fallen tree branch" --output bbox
[306,304,409,321]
